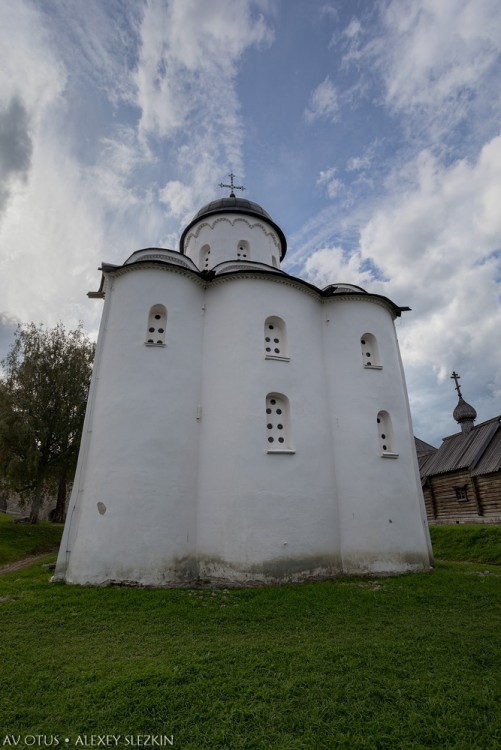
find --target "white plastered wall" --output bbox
[58,266,204,585]
[321,297,432,573]
[194,276,342,582]
[183,214,282,270]
[56,257,432,586]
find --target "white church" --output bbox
[55,184,433,586]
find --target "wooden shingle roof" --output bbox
[420,416,501,479]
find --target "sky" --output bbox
[0,0,500,447]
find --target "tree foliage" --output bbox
[0,322,94,522]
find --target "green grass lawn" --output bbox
[429,523,501,564]
[0,521,500,749]
[0,512,63,565]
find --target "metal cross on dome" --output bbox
[219,173,245,198]
[451,371,463,399]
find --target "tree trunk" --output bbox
[29,486,43,524]
[52,472,67,523]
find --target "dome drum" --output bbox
[180,196,287,262]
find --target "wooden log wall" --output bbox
[423,469,501,523]
[474,471,501,517]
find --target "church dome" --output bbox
[192,196,273,222]
[180,195,287,259]
[453,397,477,424]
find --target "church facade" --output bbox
[54,194,433,586]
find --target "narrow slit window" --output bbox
[146,304,167,346]
[264,316,288,359]
[199,244,211,271]
[361,333,381,368]
[377,410,397,457]
[266,393,293,452]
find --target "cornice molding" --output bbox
[213,261,282,275]
[94,259,399,317]
[321,293,396,318]
[129,253,194,269]
[207,271,321,300]
[103,261,206,287]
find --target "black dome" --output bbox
[180,196,287,259]
[192,196,273,221]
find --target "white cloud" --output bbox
[131,0,274,218]
[90,127,153,212]
[0,141,102,326]
[346,142,379,173]
[359,138,501,294]
[0,3,78,327]
[0,1,158,345]
[0,2,66,221]
[304,76,339,123]
[159,180,194,218]
[293,0,501,443]
[1,0,498,447]
[346,155,370,171]
[133,0,273,140]
[0,2,66,118]
[317,166,343,198]
[303,246,375,289]
[303,135,501,443]
[0,0,275,348]
[165,0,272,73]
[343,18,362,39]
[369,0,501,136]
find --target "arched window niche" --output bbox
[377,410,398,458]
[237,240,249,260]
[199,244,211,271]
[145,304,167,346]
[264,316,289,360]
[361,333,382,369]
[266,393,294,453]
